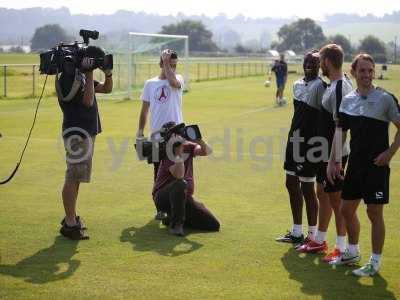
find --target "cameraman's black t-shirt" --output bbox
[58,72,102,138]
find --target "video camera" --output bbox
[39,29,113,75]
[135,123,202,164]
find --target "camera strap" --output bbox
[55,69,85,102]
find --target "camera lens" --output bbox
[185,127,197,140]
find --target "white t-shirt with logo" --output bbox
[140,75,184,134]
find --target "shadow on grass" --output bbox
[281,247,396,299]
[0,236,80,284]
[120,219,203,257]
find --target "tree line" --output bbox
[28,19,392,63]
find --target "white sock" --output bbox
[348,244,360,255]
[315,230,327,244]
[292,224,303,237]
[307,226,317,240]
[370,253,381,270]
[335,236,346,253]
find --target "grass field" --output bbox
[1,66,400,299]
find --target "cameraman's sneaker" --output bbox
[276,231,304,245]
[60,223,89,240]
[61,216,87,230]
[329,249,360,266]
[352,263,379,277]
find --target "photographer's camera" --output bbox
[135,123,202,164]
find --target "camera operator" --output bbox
[152,122,220,236]
[57,45,113,240]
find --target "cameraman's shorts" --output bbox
[64,135,95,183]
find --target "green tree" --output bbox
[277,18,326,53]
[328,34,353,60]
[358,35,387,63]
[160,20,219,52]
[234,44,252,54]
[31,24,69,51]
[9,46,24,53]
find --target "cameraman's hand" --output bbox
[100,66,112,77]
[81,57,94,73]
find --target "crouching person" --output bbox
[152,122,220,236]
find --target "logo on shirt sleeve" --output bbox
[154,85,171,103]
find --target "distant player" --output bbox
[327,54,400,276]
[297,44,352,263]
[276,50,326,245]
[271,53,288,106]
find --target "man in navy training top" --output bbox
[271,53,288,106]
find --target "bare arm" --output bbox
[327,127,347,184]
[162,52,181,89]
[169,161,185,179]
[137,101,150,137]
[194,139,212,156]
[82,71,95,107]
[169,143,185,179]
[374,121,400,166]
[95,70,113,94]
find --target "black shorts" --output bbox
[284,141,318,180]
[342,164,390,204]
[316,156,348,193]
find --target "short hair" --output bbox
[303,49,319,65]
[351,53,375,71]
[319,44,344,69]
[304,49,319,59]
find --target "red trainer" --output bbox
[297,240,328,253]
[294,236,311,249]
[323,248,342,263]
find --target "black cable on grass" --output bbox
[0,75,48,185]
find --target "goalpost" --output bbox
[127,32,190,100]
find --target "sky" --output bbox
[0,0,398,20]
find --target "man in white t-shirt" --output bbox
[137,49,185,215]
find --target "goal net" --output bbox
[107,32,189,99]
